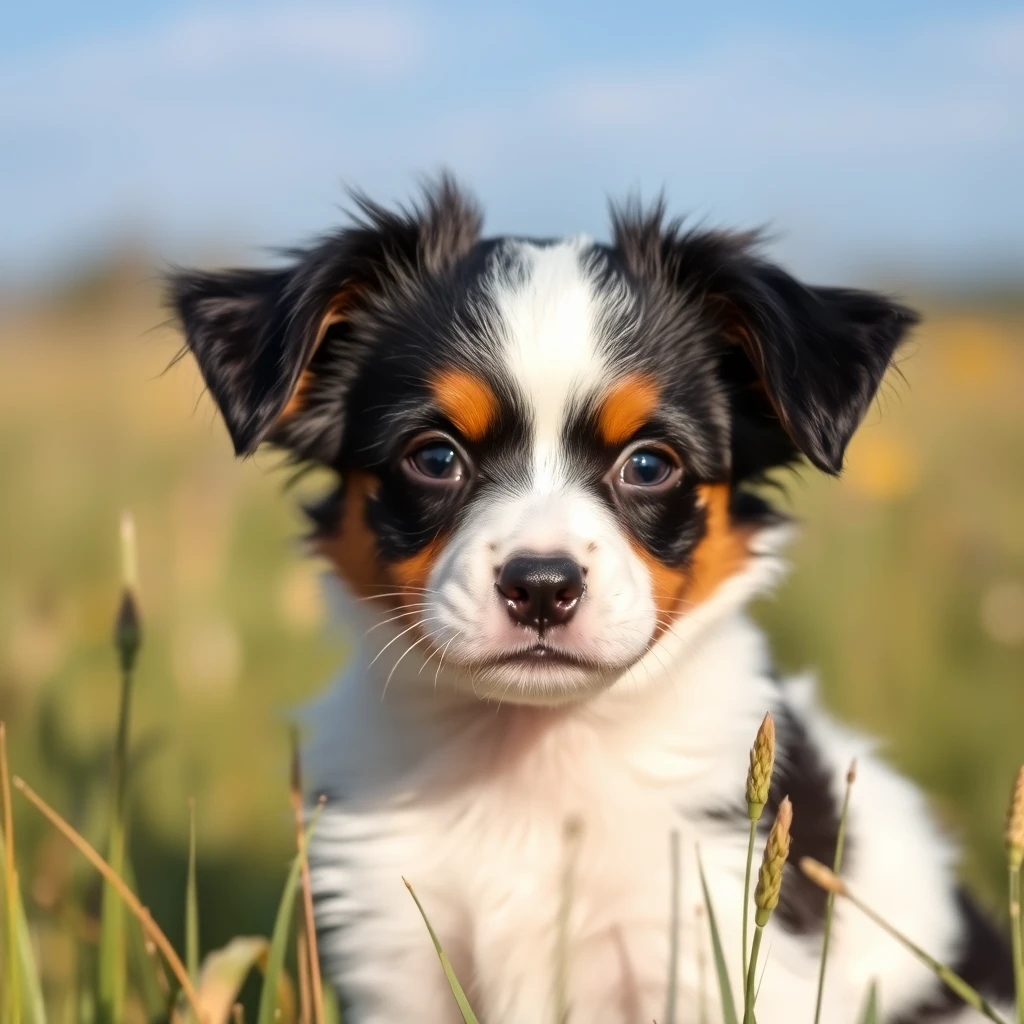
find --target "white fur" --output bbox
[493,238,610,484]
[400,239,660,703]
[303,531,992,1023]
[298,241,1002,1022]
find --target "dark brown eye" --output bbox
[404,437,469,485]
[615,446,681,492]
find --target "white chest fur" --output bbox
[304,605,967,1024]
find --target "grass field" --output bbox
[0,257,1021,1016]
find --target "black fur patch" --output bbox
[697,700,845,936]
[168,174,483,460]
[169,175,918,573]
[769,707,846,934]
[609,197,919,477]
[892,890,1014,1023]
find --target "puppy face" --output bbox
[171,178,917,703]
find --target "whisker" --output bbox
[357,583,441,595]
[361,605,434,637]
[366,617,441,671]
[354,590,440,604]
[381,626,447,701]
[433,632,462,691]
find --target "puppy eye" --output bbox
[617,447,681,491]
[404,437,468,485]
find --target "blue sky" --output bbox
[2,1,1022,286]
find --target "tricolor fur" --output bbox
[170,177,1014,1023]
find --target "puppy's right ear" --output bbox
[168,174,483,462]
[168,266,303,457]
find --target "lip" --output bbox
[482,644,601,670]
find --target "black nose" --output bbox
[496,554,585,632]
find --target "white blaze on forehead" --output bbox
[491,239,610,487]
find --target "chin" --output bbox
[450,647,629,705]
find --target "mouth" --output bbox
[481,643,604,671]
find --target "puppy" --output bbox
[170,177,1013,1023]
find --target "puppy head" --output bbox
[170,177,917,703]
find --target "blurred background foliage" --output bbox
[0,253,1021,1013]
[3,4,1024,1019]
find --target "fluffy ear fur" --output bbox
[611,202,919,478]
[167,267,296,456]
[713,261,919,476]
[168,175,482,462]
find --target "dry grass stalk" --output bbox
[800,858,847,896]
[1006,766,1024,1024]
[297,930,313,1024]
[1007,766,1024,869]
[813,759,857,1024]
[290,728,324,1024]
[1,721,22,1022]
[800,856,1010,1024]
[13,774,204,1021]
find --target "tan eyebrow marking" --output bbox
[430,369,500,442]
[597,374,661,445]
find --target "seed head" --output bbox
[799,857,847,897]
[114,591,142,674]
[119,510,139,593]
[114,510,142,673]
[1006,766,1024,869]
[754,796,792,927]
[746,712,776,821]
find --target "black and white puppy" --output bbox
[170,177,1013,1023]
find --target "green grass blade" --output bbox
[742,926,764,1024]
[0,823,47,1024]
[802,858,1011,1024]
[2,721,25,1024]
[697,849,740,1024]
[554,818,582,1024]
[100,524,143,1024]
[696,906,709,1024]
[321,982,343,1024]
[741,820,756,981]
[1009,861,1023,1024]
[665,830,681,1024]
[814,761,856,1024]
[98,689,130,1023]
[122,858,168,1022]
[852,893,1009,1023]
[183,935,279,1024]
[187,798,199,984]
[257,806,323,1024]
[404,879,481,1024]
[858,981,879,1024]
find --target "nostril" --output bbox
[496,553,585,630]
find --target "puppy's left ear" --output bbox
[719,260,919,475]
